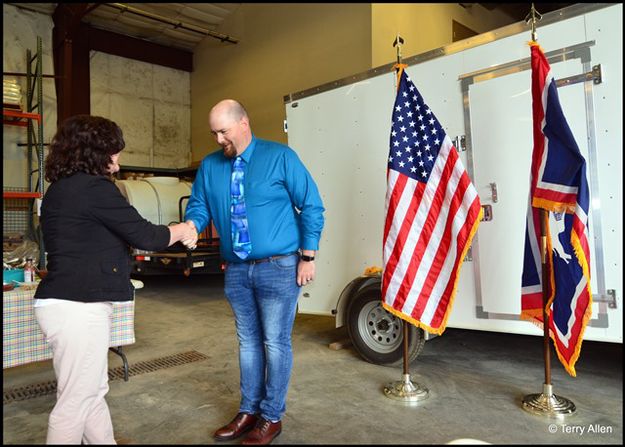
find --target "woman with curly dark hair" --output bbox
[34,115,197,444]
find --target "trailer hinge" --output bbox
[607,289,617,309]
[489,182,498,203]
[591,64,602,85]
[463,246,472,262]
[556,64,602,88]
[453,135,466,151]
[481,204,493,222]
[593,289,617,309]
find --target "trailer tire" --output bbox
[346,285,425,366]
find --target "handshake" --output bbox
[169,220,199,250]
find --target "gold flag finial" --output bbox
[392,34,407,89]
[393,33,405,65]
[524,3,543,42]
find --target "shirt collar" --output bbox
[236,135,256,164]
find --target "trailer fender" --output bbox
[334,275,381,328]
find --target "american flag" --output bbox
[381,67,482,335]
[521,42,592,377]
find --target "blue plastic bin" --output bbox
[3,269,24,284]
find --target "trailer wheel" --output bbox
[346,285,425,366]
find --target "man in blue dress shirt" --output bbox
[184,99,325,445]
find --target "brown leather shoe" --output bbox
[213,412,258,441]
[241,418,282,445]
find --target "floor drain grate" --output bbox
[108,350,208,381]
[3,350,208,404]
[3,380,57,405]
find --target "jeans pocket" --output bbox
[271,254,298,270]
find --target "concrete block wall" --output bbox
[90,51,191,169]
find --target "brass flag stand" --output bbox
[521,209,576,417]
[521,5,575,418]
[383,34,429,405]
[383,321,429,404]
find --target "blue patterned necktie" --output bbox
[231,156,252,259]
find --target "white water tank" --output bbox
[116,177,193,225]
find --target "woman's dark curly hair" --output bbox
[45,114,125,182]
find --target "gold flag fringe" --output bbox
[382,206,483,336]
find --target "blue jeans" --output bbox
[224,253,301,422]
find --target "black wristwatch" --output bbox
[300,254,315,262]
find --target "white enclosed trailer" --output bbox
[284,3,622,365]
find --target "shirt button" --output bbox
[112,267,118,272]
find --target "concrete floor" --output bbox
[3,274,622,445]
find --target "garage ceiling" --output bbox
[7,3,575,52]
[6,3,241,51]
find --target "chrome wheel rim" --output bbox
[357,300,403,353]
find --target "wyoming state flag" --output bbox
[521,42,592,377]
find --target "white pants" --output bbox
[35,300,116,445]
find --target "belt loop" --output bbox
[247,260,254,283]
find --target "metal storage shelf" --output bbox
[3,191,43,199]
[3,36,47,268]
[2,109,41,126]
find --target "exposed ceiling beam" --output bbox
[102,3,239,44]
[89,27,193,72]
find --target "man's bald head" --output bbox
[210,99,249,124]
[209,99,252,158]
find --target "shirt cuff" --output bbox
[300,237,319,251]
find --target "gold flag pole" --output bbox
[521,4,575,418]
[383,33,429,405]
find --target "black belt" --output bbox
[245,252,297,265]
